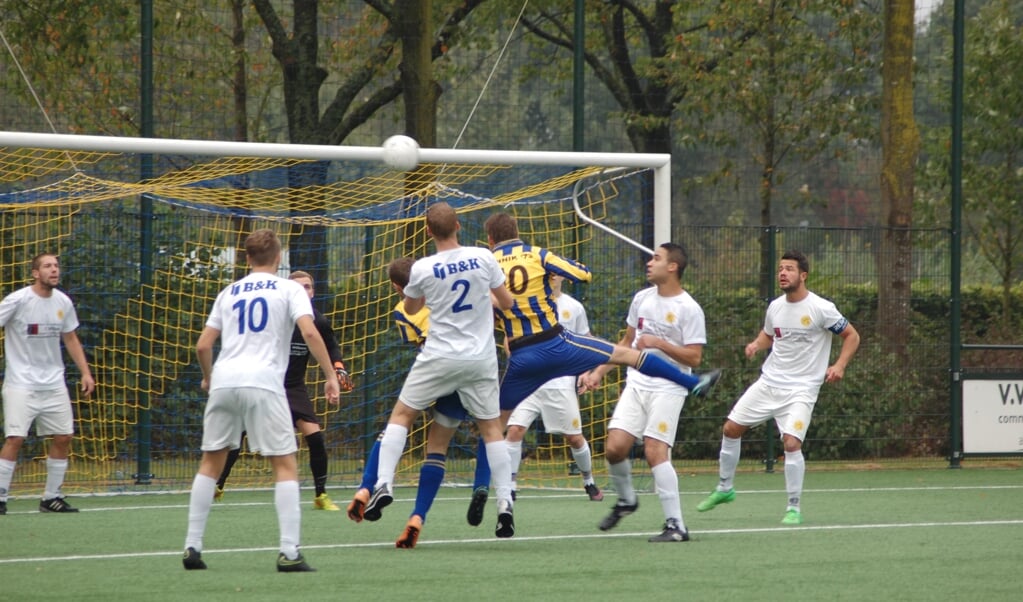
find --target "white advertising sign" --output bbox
[962,378,1023,454]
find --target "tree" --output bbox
[673,1,880,301]
[517,1,746,251]
[876,0,920,362]
[0,0,136,134]
[251,0,486,146]
[920,0,1023,327]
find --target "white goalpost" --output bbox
[0,129,673,493]
[0,130,673,249]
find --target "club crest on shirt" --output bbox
[665,311,677,324]
[801,315,811,327]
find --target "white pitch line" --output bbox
[3,482,1020,514]
[2,518,1022,565]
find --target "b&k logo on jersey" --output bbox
[432,258,481,280]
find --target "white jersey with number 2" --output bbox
[403,246,505,359]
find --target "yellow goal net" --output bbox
[0,132,671,498]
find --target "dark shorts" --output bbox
[286,386,320,427]
[500,327,615,411]
[434,391,470,421]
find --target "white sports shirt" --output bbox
[403,246,505,359]
[760,290,849,389]
[204,272,313,393]
[0,286,80,389]
[625,286,707,394]
[541,292,589,391]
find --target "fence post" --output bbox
[763,226,777,473]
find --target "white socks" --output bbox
[0,458,16,501]
[485,440,513,505]
[275,480,302,559]
[717,436,741,491]
[375,423,409,489]
[570,444,594,484]
[43,457,69,500]
[506,440,522,488]
[184,473,217,552]
[652,461,685,530]
[607,459,636,506]
[784,449,805,510]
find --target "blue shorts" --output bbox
[499,326,615,411]
[434,391,470,421]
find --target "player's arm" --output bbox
[826,322,860,383]
[542,250,592,284]
[491,283,513,311]
[195,325,220,392]
[0,293,18,326]
[403,294,425,316]
[745,329,774,359]
[297,314,341,403]
[314,313,344,365]
[61,330,95,397]
[578,326,636,392]
[315,313,353,392]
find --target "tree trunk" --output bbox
[395,0,436,256]
[877,0,919,363]
[230,0,247,143]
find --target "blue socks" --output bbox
[413,453,446,520]
[359,433,383,491]
[636,351,699,390]
[473,437,491,490]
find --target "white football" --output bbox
[381,135,420,171]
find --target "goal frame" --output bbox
[0,131,673,250]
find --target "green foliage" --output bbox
[919,0,1023,310]
[675,282,1023,461]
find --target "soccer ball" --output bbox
[381,135,420,171]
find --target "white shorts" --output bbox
[507,387,583,435]
[399,354,500,420]
[201,387,297,456]
[728,378,818,441]
[607,386,686,446]
[2,384,74,438]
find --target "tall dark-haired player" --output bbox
[581,243,707,542]
[697,249,860,525]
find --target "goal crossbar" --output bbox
[0,131,672,245]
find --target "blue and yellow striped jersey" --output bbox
[491,239,591,339]
[392,300,430,347]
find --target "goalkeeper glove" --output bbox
[334,361,354,393]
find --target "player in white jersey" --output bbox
[697,249,860,525]
[505,273,603,502]
[361,202,520,539]
[580,243,707,542]
[0,253,95,515]
[182,229,341,572]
